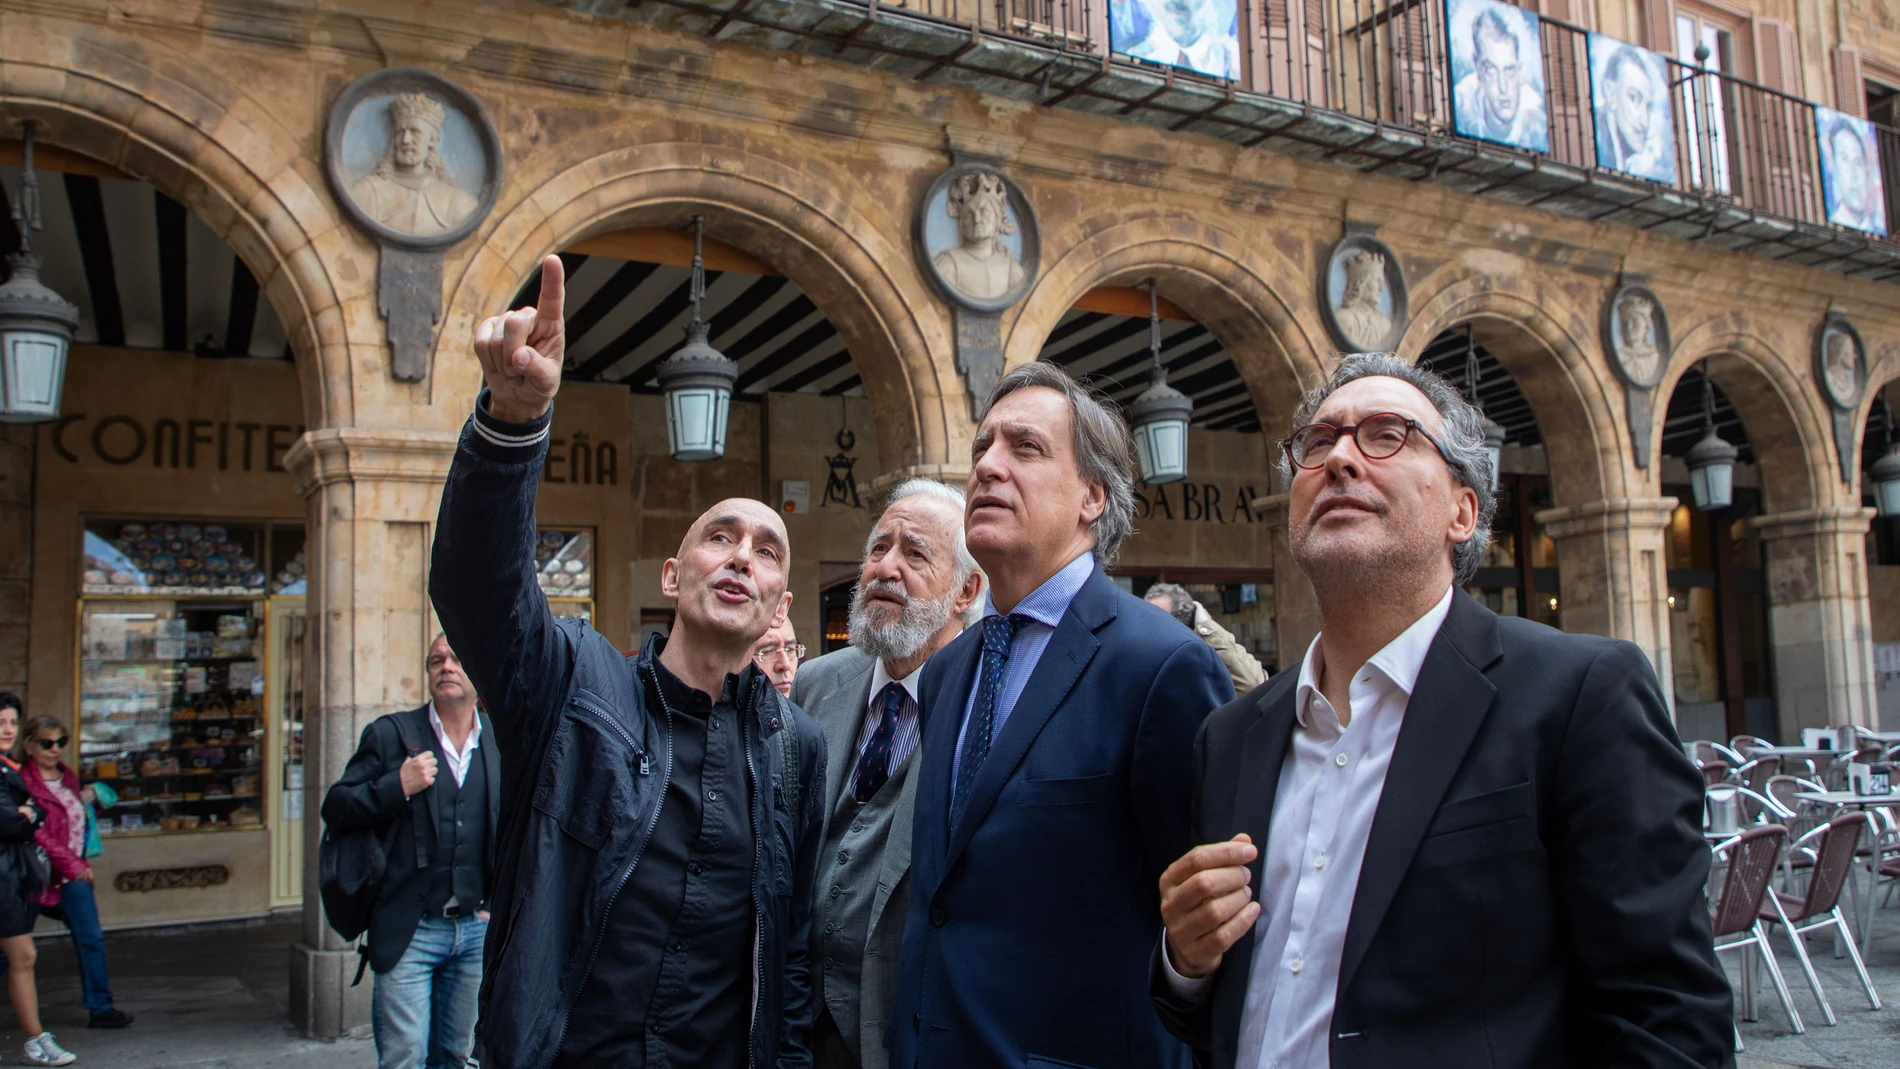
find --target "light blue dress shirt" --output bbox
[950,551,1095,780]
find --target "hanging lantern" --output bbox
[1870,399,1900,518]
[1128,280,1193,486]
[655,216,737,461]
[0,122,77,424]
[1464,327,1505,492]
[1686,372,1738,511]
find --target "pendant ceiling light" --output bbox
[1128,279,1193,486]
[655,216,738,461]
[1464,326,1506,492]
[1686,370,1738,512]
[0,121,78,424]
[1868,397,1900,518]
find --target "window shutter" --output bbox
[1834,45,1866,117]
[1645,0,1677,55]
[1753,17,1800,93]
[1538,0,1591,29]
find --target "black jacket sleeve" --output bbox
[428,392,575,762]
[1149,715,1218,1054]
[776,709,828,1069]
[1551,640,1734,1067]
[0,769,43,843]
[320,718,407,832]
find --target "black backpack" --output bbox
[318,712,428,951]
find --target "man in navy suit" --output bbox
[892,361,1231,1069]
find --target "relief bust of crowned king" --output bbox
[348,91,479,239]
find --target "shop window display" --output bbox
[539,528,594,625]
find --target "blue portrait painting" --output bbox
[1447,0,1550,154]
[1588,35,1677,185]
[1816,106,1888,237]
[1110,0,1241,81]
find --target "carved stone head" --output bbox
[945,171,1016,248]
[1342,249,1387,309]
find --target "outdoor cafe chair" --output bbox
[1694,740,1745,766]
[1740,755,1781,795]
[1702,760,1734,787]
[1759,813,1883,1026]
[1731,735,1771,753]
[1711,824,1803,1035]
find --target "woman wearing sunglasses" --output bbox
[0,698,72,1066]
[21,714,131,1040]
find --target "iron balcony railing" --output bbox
[847,0,1893,242]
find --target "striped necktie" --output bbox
[852,681,906,804]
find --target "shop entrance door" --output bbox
[267,597,306,909]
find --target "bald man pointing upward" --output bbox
[431,255,827,1069]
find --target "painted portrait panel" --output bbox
[1447,0,1550,154]
[1816,106,1889,237]
[1109,0,1242,82]
[1588,35,1678,185]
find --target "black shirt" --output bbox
[555,656,757,1068]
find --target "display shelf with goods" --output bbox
[539,528,594,627]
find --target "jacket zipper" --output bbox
[550,682,672,1055]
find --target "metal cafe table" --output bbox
[1793,791,1896,953]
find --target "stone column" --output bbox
[1535,497,1679,715]
[285,428,459,1039]
[1252,493,1318,668]
[0,426,32,699]
[1752,506,1879,735]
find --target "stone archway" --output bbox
[442,139,957,479]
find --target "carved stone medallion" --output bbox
[1815,313,1868,483]
[916,161,1040,417]
[325,68,503,382]
[1319,228,1408,354]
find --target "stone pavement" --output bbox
[0,901,1893,1068]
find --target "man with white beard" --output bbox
[793,480,984,1069]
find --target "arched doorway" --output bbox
[1859,385,1900,730]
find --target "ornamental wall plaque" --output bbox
[1319,227,1408,354]
[1815,313,1868,482]
[915,161,1041,418]
[325,68,503,382]
[1602,280,1669,469]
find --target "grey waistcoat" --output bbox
[814,750,916,1058]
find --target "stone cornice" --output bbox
[285,428,460,500]
[1535,497,1681,540]
[1750,505,1878,540]
[861,464,971,502]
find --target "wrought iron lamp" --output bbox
[1868,397,1900,517]
[655,216,737,461]
[1128,280,1192,486]
[0,122,77,424]
[1685,370,1738,511]
[1464,327,1507,492]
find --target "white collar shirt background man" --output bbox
[754,622,802,698]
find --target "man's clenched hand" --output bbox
[473,253,566,423]
[1159,833,1261,980]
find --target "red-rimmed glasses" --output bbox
[1281,412,1459,470]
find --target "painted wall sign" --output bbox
[51,413,305,473]
[1134,482,1267,524]
[540,433,619,486]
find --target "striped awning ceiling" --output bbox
[0,164,288,360]
[535,243,1259,432]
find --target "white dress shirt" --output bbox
[1165,585,1454,1069]
[857,657,925,775]
[427,701,482,788]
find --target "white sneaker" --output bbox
[21,1032,75,1066]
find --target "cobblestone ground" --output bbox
[0,901,1893,1068]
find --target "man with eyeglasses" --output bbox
[754,622,804,698]
[1151,353,1731,1068]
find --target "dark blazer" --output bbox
[893,562,1231,1069]
[319,704,501,974]
[1151,591,1734,1069]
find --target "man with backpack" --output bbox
[429,255,827,1069]
[320,634,498,1069]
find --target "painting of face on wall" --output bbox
[1588,35,1677,185]
[1447,0,1549,154]
[1816,107,1889,237]
[1109,0,1241,81]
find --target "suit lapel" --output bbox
[914,630,980,894]
[1211,678,1297,1039]
[868,748,921,937]
[1337,594,1502,996]
[821,654,878,812]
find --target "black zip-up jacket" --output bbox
[429,395,827,1069]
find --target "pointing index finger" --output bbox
[537,253,566,323]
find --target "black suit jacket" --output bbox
[1151,592,1734,1069]
[320,704,501,973]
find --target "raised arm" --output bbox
[429,256,574,758]
[1551,640,1733,1067]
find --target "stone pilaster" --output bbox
[0,426,32,700]
[284,428,459,1039]
[1751,506,1879,735]
[1252,493,1318,667]
[1535,497,1679,715]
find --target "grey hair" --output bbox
[982,361,1138,567]
[1143,581,1197,626]
[874,478,987,626]
[1276,352,1497,586]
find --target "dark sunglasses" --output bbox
[33,736,67,751]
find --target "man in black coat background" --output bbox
[1154,353,1733,1069]
[322,634,498,1069]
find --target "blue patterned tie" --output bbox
[852,682,907,804]
[951,613,1028,830]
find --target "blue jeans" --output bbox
[40,880,112,1014]
[372,914,486,1069]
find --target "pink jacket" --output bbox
[24,764,88,905]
